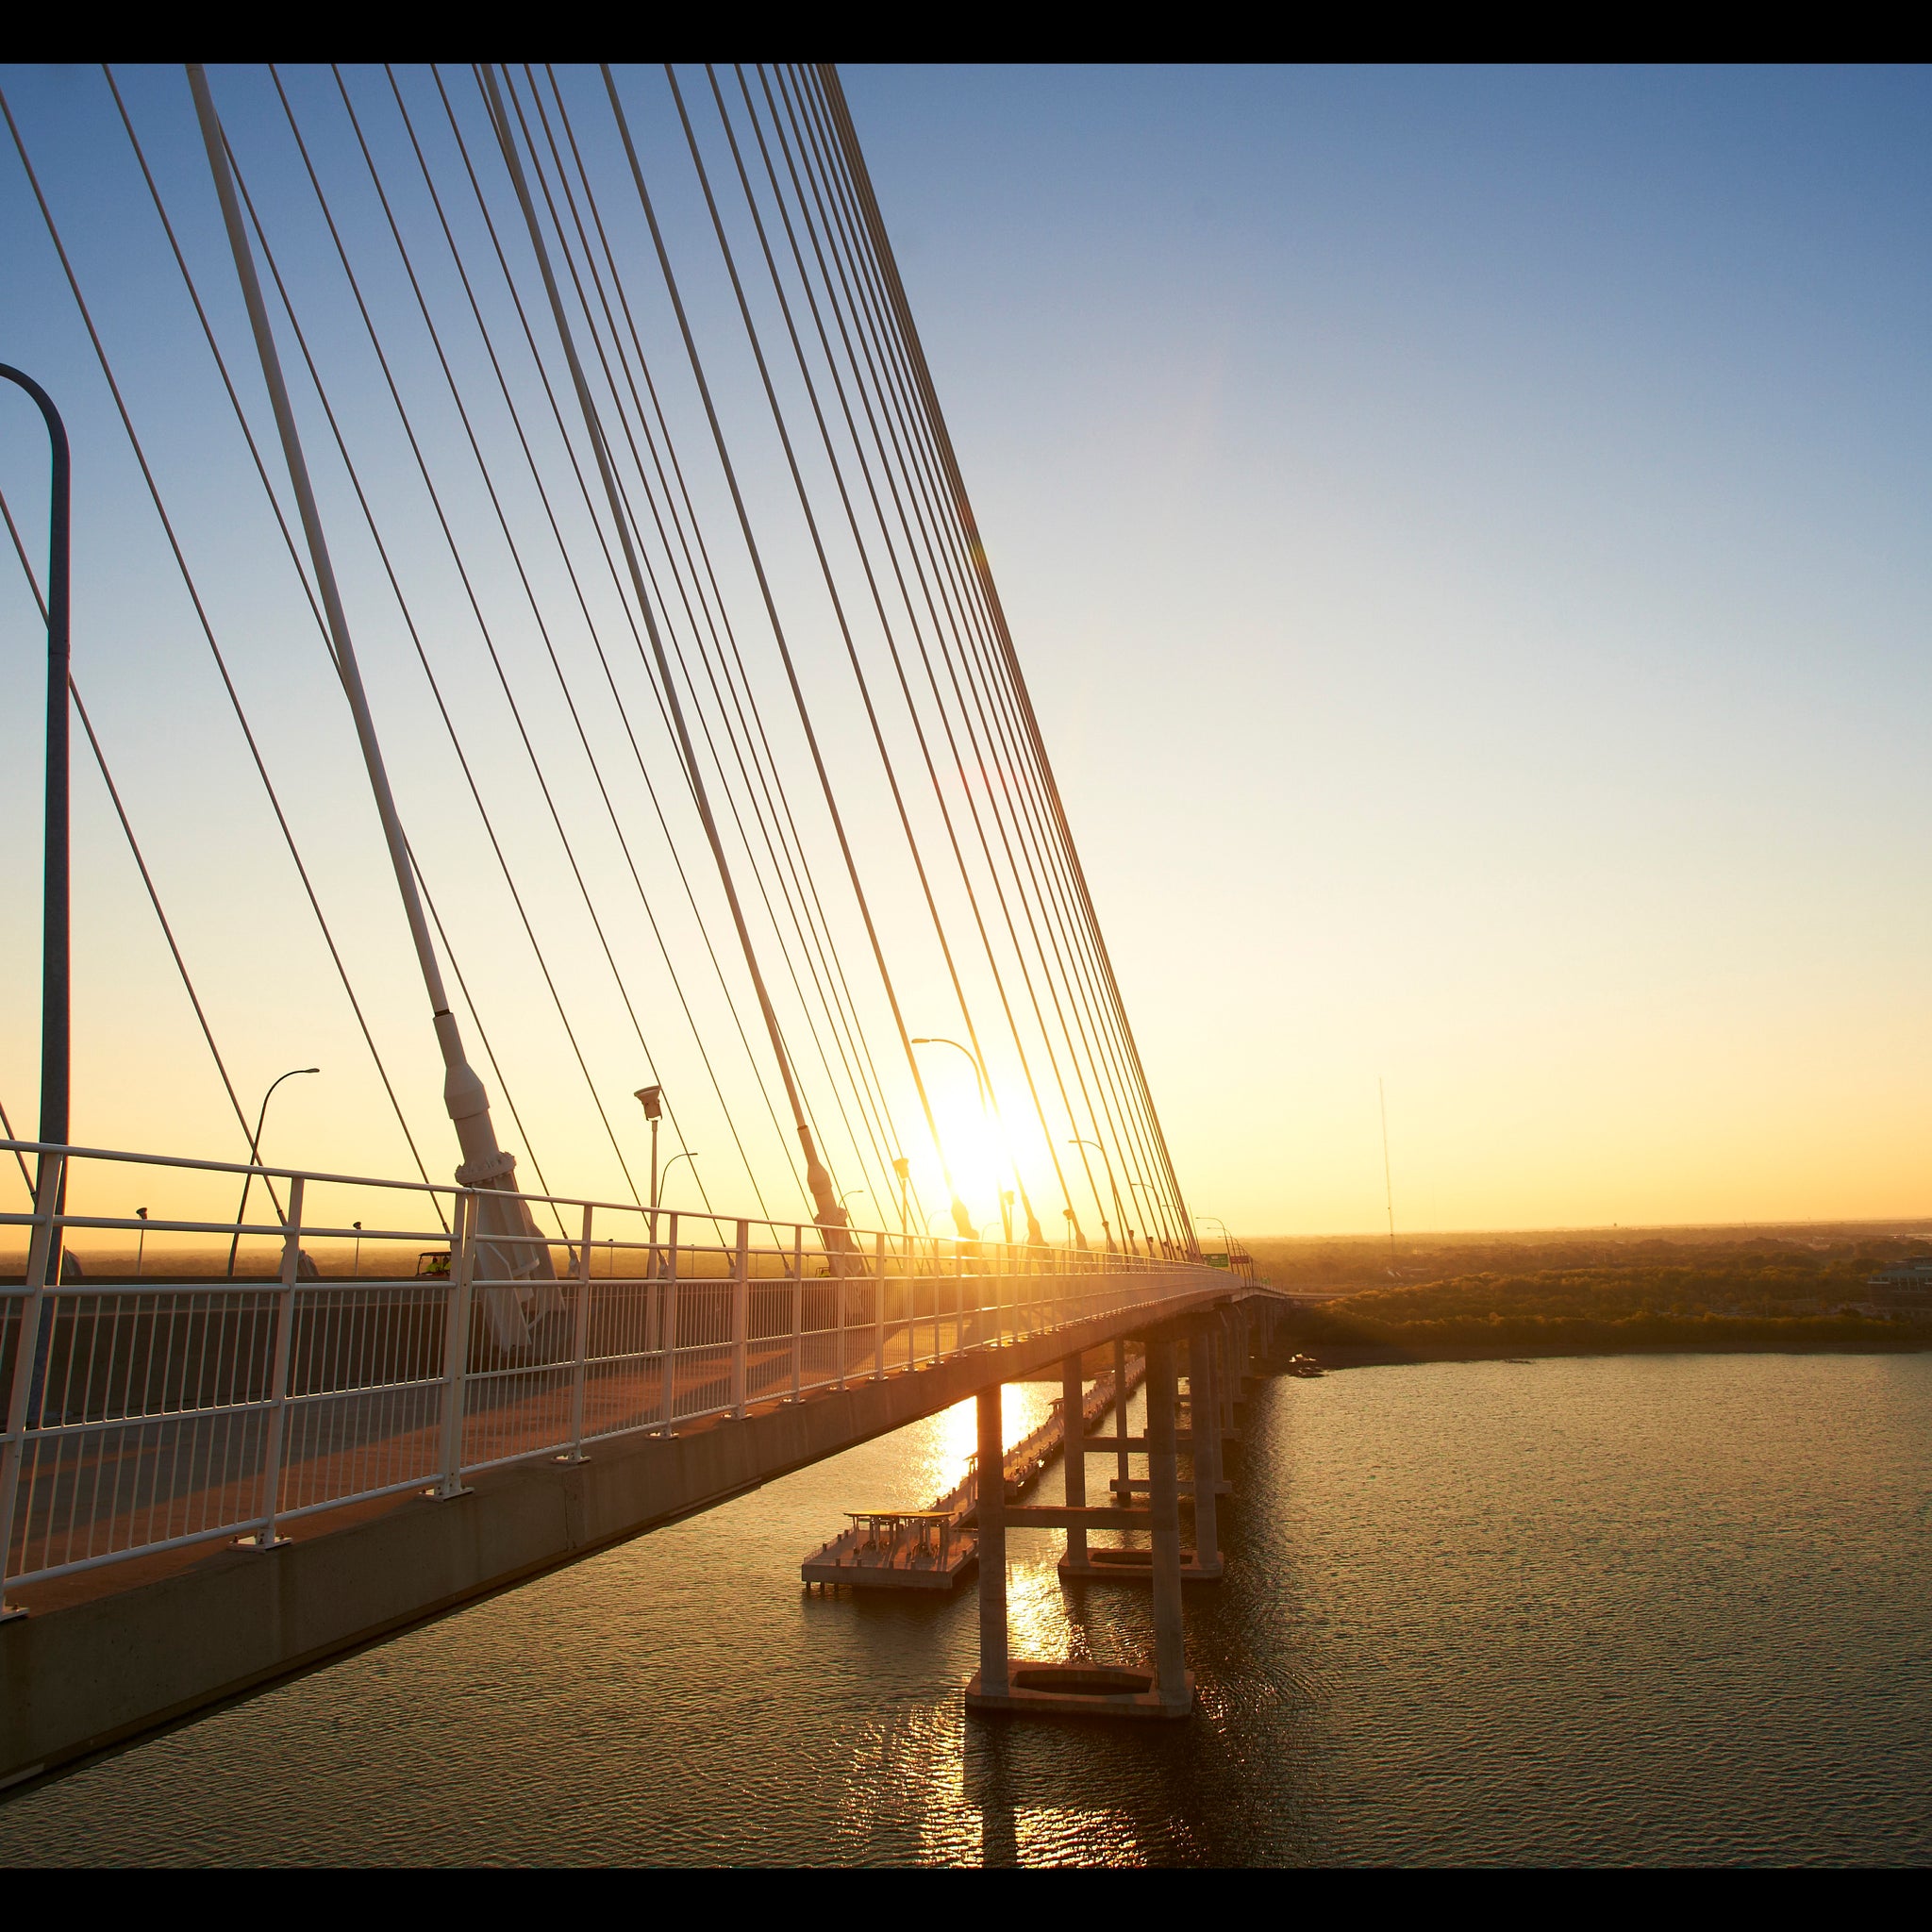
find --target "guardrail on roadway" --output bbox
[0,1141,1230,1604]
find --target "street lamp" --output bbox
[134,1207,148,1281]
[634,1085,664,1224]
[910,1038,984,1238]
[1068,1137,1126,1254]
[841,1188,872,1230]
[658,1149,701,1207]
[999,1188,1015,1245]
[1194,1214,1234,1268]
[351,1220,363,1278]
[226,1068,318,1278]
[1129,1178,1169,1257]
[1,365,71,1211]
[891,1156,910,1242]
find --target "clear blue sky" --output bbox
[2,65,1928,1236]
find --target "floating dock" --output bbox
[800,1352,1145,1590]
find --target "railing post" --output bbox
[873,1229,887,1381]
[563,1201,593,1461]
[0,1154,63,1614]
[790,1224,802,1403]
[658,1216,680,1434]
[731,1219,750,1419]
[901,1231,916,1371]
[431,1191,476,1500]
[248,1173,303,1549]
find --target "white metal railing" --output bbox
[0,1140,1228,1601]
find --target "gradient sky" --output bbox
[3,64,1929,1238]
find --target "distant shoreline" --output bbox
[1296,1331,1932,1371]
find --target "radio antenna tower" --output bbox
[1378,1076,1397,1274]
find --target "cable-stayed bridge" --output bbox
[0,63,1276,1783]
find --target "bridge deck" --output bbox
[0,1286,1257,1788]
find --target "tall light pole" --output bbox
[134,1208,148,1281]
[1068,1137,1127,1254]
[226,1067,318,1278]
[1,366,70,1209]
[635,1085,664,1226]
[891,1156,910,1244]
[659,1149,701,1208]
[910,1038,982,1239]
[841,1188,872,1230]
[1130,1177,1173,1257]
[1195,1214,1233,1266]
[190,71,559,1341]
[1378,1075,1397,1274]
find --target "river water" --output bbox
[4,1352,1929,1866]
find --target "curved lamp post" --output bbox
[1068,1137,1126,1253]
[1194,1214,1235,1268]
[226,1067,318,1277]
[1128,1177,1172,1257]
[910,1038,984,1239]
[1,366,70,1205]
[658,1149,701,1207]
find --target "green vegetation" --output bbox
[1253,1227,1932,1362]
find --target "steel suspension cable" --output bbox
[106,65,559,1230]
[537,67,915,1208]
[419,63,806,1211]
[795,67,1193,1246]
[767,66,1154,1238]
[478,62,853,1243]
[707,62,1077,1241]
[223,104,645,1208]
[1,83,447,1220]
[344,68,750,1217]
[809,65,1196,1245]
[520,70,901,1212]
[0,480,276,1207]
[591,62,967,1228]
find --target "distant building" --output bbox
[1865,1257,1932,1311]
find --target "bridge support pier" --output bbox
[1060,1352,1087,1571]
[973,1382,1008,1701]
[966,1341,1193,1721]
[1144,1333,1191,1707]
[1185,1318,1224,1579]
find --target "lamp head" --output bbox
[891,1156,910,1181]
[635,1085,663,1121]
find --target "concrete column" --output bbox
[1060,1353,1087,1566]
[1144,1333,1187,1707]
[976,1382,1008,1698]
[1112,1337,1132,1498]
[1221,1321,1236,1444]
[1187,1321,1219,1562]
